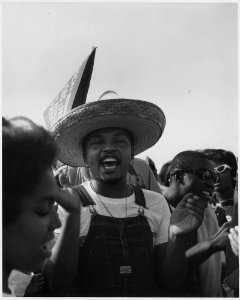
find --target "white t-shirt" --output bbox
[2,270,33,297]
[8,270,33,297]
[57,181,170,246]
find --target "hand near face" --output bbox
[228,226,239,256]
[169,193,207,238]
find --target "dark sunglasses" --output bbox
[214,164,232,174]
[181,168,217,183]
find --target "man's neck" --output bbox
[91,178,132,198]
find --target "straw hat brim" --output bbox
[52,99,166,167]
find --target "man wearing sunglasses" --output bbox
[201,149,237,223]
[162,150,227,297]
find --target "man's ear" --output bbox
[131,145,134,159]
[129,157,134,170]
[82,148,88,167]
[83,155,88,167]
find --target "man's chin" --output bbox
[100,175,122,184]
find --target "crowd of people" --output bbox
[2,94,238,297]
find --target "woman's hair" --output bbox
[2,116,58,226]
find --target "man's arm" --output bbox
[155,193,207,292]
[186,222,230,265]
[154,237,188,292]
[43,187,81,295]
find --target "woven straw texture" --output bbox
[52,98,166,166]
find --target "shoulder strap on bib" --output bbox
[73,184,95,207]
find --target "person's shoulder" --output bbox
[133,157,146,164]
[142,188,168,205]
[132,157,149,171]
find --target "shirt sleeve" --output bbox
[143,190,170,245]
[154,198,171,245]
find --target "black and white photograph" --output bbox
[2,1,238,297]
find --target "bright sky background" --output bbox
[2,1,238,172]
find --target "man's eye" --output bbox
[115,139,126,144]
[91,140,102,145]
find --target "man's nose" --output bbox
[102,147,117,153]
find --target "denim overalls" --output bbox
[69,185,160,297]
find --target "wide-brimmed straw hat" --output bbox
[52,98,166,166]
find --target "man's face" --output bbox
[84,127,132,184]
[178,158,215,202]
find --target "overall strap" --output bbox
[131,185,146,208]
[73,184,95,207]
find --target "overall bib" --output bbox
[69,185,159,297]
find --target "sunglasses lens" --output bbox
[217,165,225,173]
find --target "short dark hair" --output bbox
[169,150,210,173]
[200,148,237,187]
[2,116,58,226]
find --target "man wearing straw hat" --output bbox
[43,97,207,296]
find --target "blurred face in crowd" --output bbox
[181,158,215,200]
[84,127,133,184]
[169,158,215,207]
[3,168,61,274]
[213,161,234,194]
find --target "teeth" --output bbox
[102,157,117,163]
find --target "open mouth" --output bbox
[41,237,56,257]
[101,157,119,170]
